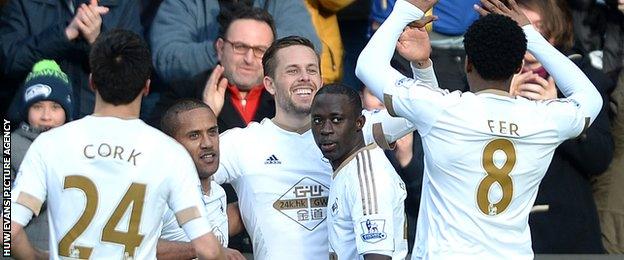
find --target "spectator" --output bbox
[157,5,277,133]
[10,60,73,251]
[338,0,370,90]
[0,0,142,120]
[149,0,321,86]
[303,0,355,84]
[593,72,624,253]
[567,0,623,81]
[511,0,614,253]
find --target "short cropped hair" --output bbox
[161,99,214,137]
[89,29,152,105]
[464,14,527,81]
[217,2,276,40]
[262,36,319,78]
[312,83,362,117]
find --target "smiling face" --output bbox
[311,93,365,167]
[173,108,220,179]
[216,19,274,91]
[265,45,322,116]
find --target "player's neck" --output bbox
[332,136,365,170]
[468,77,512,94]
[200,178,211,195]
[92,94,142,119]
[271,109,311,134]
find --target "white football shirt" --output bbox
[356,1,603,259]
[161,181,228,247]
[11,116,212,260]
[213,114,415,260]
[328,144,407,260]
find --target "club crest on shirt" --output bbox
[360,219,387,243]
[396,77,416,89]
[331,199,339,216]
[272,177,329,231]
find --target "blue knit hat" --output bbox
[21,60,73,122]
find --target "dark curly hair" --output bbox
[464,14,527,81]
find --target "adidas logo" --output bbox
[265,154,281,165]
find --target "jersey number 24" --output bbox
[59,175,146,259]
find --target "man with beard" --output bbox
[206,35,428,259]
[311,84,407,260]
[158,99,245,260]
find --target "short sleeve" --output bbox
[384,77,460,136]
[348,151,402,256]
[11,137,48,225]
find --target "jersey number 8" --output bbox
[59,175,146,258]
[477,138,516,216]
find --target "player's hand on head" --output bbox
[474,0,531,26]
[224,248,245,260]
[202,64,228,116]
[511,71,557,100]
[405,0,439,13]
[396,25,431,63]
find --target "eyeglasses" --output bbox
[223,38,268,58]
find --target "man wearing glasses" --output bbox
[205,6,277,132]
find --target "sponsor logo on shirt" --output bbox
[360,219,387,243]
[264,154,282,164]
[272,177,329,231]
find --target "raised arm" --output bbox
[524,25,602,123]
[476,0,602,124]
[355,0,434,101]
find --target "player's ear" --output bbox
[515,60,524,74]
[142,79,151,97]
[264,76,276,95]
[89,73,97,92]
[465,57,473,74]
[356,114,365,131]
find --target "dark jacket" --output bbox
[0,0,142,120]
[530,53,614,253]
[10,122,49,250]
[218,88,275,133]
